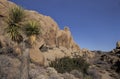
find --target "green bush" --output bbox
[24,21,40,37]
[8,6,25,24]
[5,6,25,43]
[111,60,120,73]
[49,57,90,74]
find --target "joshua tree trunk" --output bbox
[29,35,36,45]
[20,48,30,79]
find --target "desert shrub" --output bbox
[49,57,89,74]
[8,6,25,24]
[24,21,40,37]
[111,60,120,73]
[5,6,25,43]
[24,21,41,45]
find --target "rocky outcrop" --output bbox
[29,63,81,79]
[0,0,15,16]
[90,41,120,79]
[0,0,82,66]
[0,55,83,79]
[0,55,21,79]
[28,12,80,50]
[43,47,95,66]
[99,46,120,69]
[43,47,73,66]
[56,27,71,49]
[0,0,80,51]
[25,10,59,48]
[0,1,98,79]
[80,48,95,58]
[30,47,45,66]
[116,41,120,49]
[0,36,8,48]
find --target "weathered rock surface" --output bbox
[30,47,45,66]
[0,55,84,79]
[0,0,99,79]
[0,0,80,51]
[116,41,120,49]
[0,55,21,79]
[0,0,87,66]
[43,47,73,66]
[29,63,82,79]
[90,42,120,79]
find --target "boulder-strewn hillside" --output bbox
[0,0,79,50]
[90,41,120,79]
[0,0,96,79]
[0,0,120,79]
[0,0,95,66]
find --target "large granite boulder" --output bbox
[0,0,80,53]
[25,10,80,51]
[116,41,120,49]
[30,47,45,66]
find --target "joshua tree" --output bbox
[24,21,40,46]
[5,6,30,79]
[5,6,25,43]
[5,25,23,43]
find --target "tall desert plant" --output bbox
[5,6,25,43]
[8,6,25,24]
[5,25,23,43]
[24,21,40,45]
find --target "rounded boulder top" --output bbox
[116,41,120,49]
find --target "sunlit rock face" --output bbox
[116,41,120,49]
[0,0,81,64]
[25,10,80,51]
[2,0,120,79]
[0,1,96,78]
[0,0,80,50]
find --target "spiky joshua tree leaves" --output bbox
[8,6,25,25]
[5,6,25,43]
[24,21,40,45]
[5,25,23,43]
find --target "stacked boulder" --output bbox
[0,0,95,68]
[99,41,120,74]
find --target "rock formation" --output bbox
[30,47,45,66]
[56,27,72,48]
[0,0,97,66]
[0,0,98,79]
[1,1,120,79]
[89,41,120,79]
[0,0,82,65]
[0,55,21,79]
[116,41,120,49]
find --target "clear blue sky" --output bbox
[11,0,120,51]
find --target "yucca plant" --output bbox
[8,6,25,24]
[24,21,40,45]
[5,6,25,43]
[5,25,23,43]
